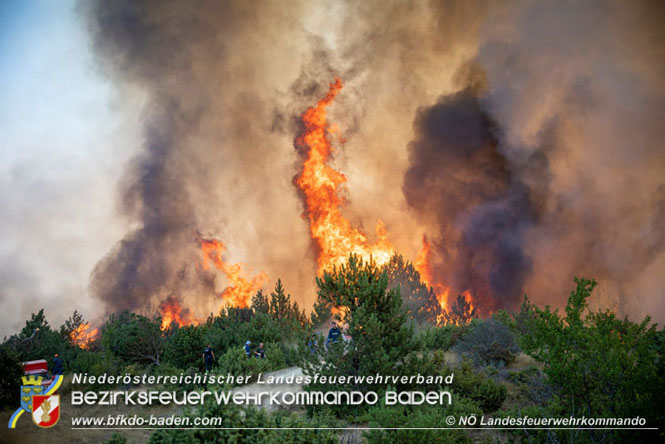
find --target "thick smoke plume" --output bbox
[83,0,319,317]
[403,82,540,312]
[75,0,665,324]
[402,1,665,316]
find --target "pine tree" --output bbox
[310,295,333,327]
[269,279,291,320]
[441,293,477,325]
[382,254,442,324]
[251,290,270,314]
[20,309,50,337]
[305,254,415,394]
[60,310,85,340]
[289,301,308,327]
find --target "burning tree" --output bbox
[293,78,475,324]
[294,77,395,274]
[61,311,99,349]
[440,292,478,326]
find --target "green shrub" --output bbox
[419,324,460,350]
[507,365,552,406]
[0,346,22,409]
[215,344,286,381]
[518,278,665,437]
[363,400,477,443]
[163,325,205,370]
[64,348,99,373]
[454,318,520,367]
[453,360,506,412]
[148,392,338,443]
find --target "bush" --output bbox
[163,325,205,370]
[148,393,338,443]
[507,365,552,406]
[0,345,23,409]
[453,318,520,367]
[453,359,507,412]
[518,278,665,436]
[419,324,468,351]
[102,312,163,366]
[215,345,286,381]
[63,348,99,373]
[106,432,127,444]
[363,400,478,443]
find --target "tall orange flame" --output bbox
[201,238,267,308]
[159,296,197,329]
[70,323,99,349]
[295,77,395,274]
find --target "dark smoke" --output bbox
[78,0,665,323]
[82,0,319,316]
[84,1,246,313]
[403,83,546,312]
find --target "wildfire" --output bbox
[159,296,197,329]
[295,77,395,274]
[414,235,479,324]
[414,235,450,313]
[461,289,475,313]
[70,323,99,349]
[201,238,267,308]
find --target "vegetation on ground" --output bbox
[1,256,663,443]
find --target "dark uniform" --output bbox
[53,355,63,375]
[327,326,342,344]
[203,346,214,371]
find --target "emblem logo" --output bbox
[20,376,44,413]
[32,395,60,428]
[8,374,63,429]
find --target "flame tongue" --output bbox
[415,235,450,318]
[159,296,196,329]
[70,323,99,349]
[201,238,267,308]
[295,77,395,274]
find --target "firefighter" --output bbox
[53,353,63,375]
[308,334,318,354]
[327,321,342,348]
[254,342,265,359]
[202,344,215,371]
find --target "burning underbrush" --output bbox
[69,322,100,349]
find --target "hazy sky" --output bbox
[0,0,141,336]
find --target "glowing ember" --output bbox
[201,238,267,308]
[295,77,395,274]
[159,296,197,329]
[70,323,99,349]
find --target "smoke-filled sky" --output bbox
[1,0,664,336]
